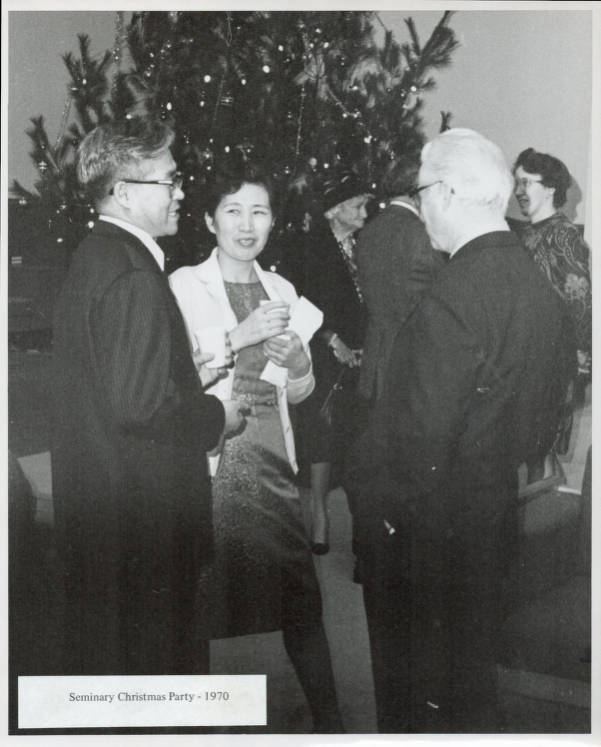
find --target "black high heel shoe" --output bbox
[310,515,330,555]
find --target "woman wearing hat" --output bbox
[296,172,371,555]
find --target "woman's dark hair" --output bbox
[513,147,571,208]
[204,160,277,216]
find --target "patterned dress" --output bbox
[516,212,591,356]
[195,281,322,639]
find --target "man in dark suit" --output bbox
[356,157,445,407]
[358,129,575,732]
[51,119,243,675]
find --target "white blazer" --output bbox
[169,247,315,475]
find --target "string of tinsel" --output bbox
[53,95,72,151]
[210,12,234,133]
[112,10,125,83]
[294,83,306,161]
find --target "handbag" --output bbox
[317,366,346,429]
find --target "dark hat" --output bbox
[322,172,367,213]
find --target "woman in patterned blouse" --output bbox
[513,147,591,482]
[513,148,591,368]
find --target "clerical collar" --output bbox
[389,199,420,218]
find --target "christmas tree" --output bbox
[11,10,458,270]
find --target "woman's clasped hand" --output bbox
[263,330,311,377]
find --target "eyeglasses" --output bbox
[408,180,443,207]
[514,177,543,190]
[110,172,184,196]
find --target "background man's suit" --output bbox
[52,220,224,674]
[356,201,445,404]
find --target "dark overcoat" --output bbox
[354,230,576,731]
[383,230,575,555]
[51,220,224,674]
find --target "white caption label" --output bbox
[18,675,266,728]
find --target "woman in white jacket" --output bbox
[169,163,342,733]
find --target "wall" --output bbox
[8,11,125,196]
[8,8,593,224]
[379,9,592,223]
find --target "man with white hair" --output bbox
[358,129,575,732]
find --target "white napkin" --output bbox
[260,296,324,386]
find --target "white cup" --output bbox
[260,299,289,312]
[260,299,290,341]
[195,326,227,368]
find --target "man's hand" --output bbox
[193,334,233,387]
[207,400,247,457]
[222,399,246,437]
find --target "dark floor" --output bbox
[8,347,593,736]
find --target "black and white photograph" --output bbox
[3,2,597,743]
